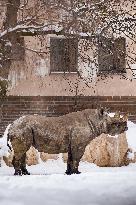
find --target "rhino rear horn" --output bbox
[114,112,120,119]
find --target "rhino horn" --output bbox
[122,114,128,122]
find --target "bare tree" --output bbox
[0,0,135,85]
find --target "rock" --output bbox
[3,147,59,166]
[62,153,68,163]
[82,132,129,167]
[40,152,58,162]
[26,146,39,166]
[3,150,14,167]
[3,146,39,167]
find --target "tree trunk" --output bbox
[1,0,21,79]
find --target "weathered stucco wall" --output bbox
[8,71,136,96]
[0,0,135,96]
[7,33,136,96]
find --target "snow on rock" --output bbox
[105,116,136,155]
[126,121,136,152]
[13,116,26,126]
[5,41,12,47]
[126,121,136,162]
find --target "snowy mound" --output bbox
[126,121,136,152]
[0,124,11,157]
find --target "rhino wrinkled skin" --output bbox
[8,108,128,175]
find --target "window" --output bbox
[12,35,25,61]
[8,34,25,61]
[50,37,78,73]
[98,36,126,74]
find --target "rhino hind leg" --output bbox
[20,153,30,175]
[12,153,30,176]
[12,144,30,176]
[12,156,22,175]
[10,131,33,175]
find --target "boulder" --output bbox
[3,147,59,166]
[3,146,39,166]
[3,152,13,167]
[40,152,58,161]
[26,146,39,166]
[82,132,129,167]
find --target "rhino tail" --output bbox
[31,128,37,149]
[7,133,12,151]
[3,124,13,152]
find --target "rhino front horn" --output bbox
[122,114,128,122]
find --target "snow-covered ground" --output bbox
[126,121,136,152]
[0,120,136,205]
[0,158,136,205]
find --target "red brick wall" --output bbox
[0,96,136,135]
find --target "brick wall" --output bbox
[0,96,136,135]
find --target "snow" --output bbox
[5,41,12,47]
[35,59,49,77]
[0,124,11,157]
[1,119,136,205]
[0,77,8,82]
[0,159,136,205]
[131,64,136,79]
[108,114,136,155]
[0,23,64,39]
[126,121,136,152]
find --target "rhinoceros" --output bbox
[7,108,128,175]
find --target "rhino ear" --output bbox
[99,107,104,116]
[97,107,105,118]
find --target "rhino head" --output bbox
[102,110,128,136]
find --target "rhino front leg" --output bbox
[66,144,84,175]
[12,153,30,175]
[66,159,81,175]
